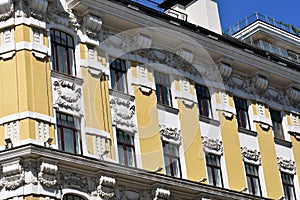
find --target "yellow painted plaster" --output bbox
[80,43,86,60]
[178,100,207,182]
[189,81,195,95]
[174,76,180,91]
[86,134,94,154]
[286,114,292,126]
[131,61,138,78]
[252,102,257,115]
[0,125,4,146]
[218,111,246,190]
[19,119,36,140]
[228,94,234,107]
[15,25,31,42]
[134,86,164,172]
[215,90,220,104]
[291,136,300,185]
[256,123,283,199]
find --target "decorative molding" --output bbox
[92,176,116,199]
[61,172,89,190]
[287,87,300,104]
[0,161,25,190]
[47,1,81,30]
[4,120,19,143]
[218,62,232,80]
[134,33,152,49]
[0,0,13,21]
[176,48,193,63]
[110,97,137,133]
[241,147,261,165]
[83,14,102,38]
[154,188,170,200]
[38,162,58,188]
[0,111,55,125]
[52,78,83,116]
[135,49,198,75]
[201,136,223,155]
[253,75,268,92]
[159,124,181,144]
[277,157,296,174]
[36,121,50,143]
[29,0,48,19]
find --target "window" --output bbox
[50,30,75,75]
[281,173,296,200]
[56,112,82,154]
[162,142,182,178]
[117,129,136,167]
[110,58,127,93]
[195,84,212,118]
[270,109,284,139]
[245,163,262,196]
[154,71,172,107]
[206,153,223,187]
[63,194,86,200]
[234,97,250,129]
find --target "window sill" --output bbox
[51,70,83,84]
[157,104,179,114]
[109,89,135,101]
[274,138,292,148]
[199,116,220,126]
[238,127,257,137]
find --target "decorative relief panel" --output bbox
[47,1,81,30]
[36,121,50,143]
[0,161,25,190]
[277,157,296,174]
[117,188,151,200]
[176,48,193,63]
[137,65,153,94]
[29,0,48,19]
[110,97,137,133]
[95,135,110,158]
[83,14,102,38]
[241,147,261,165]
[154,188,170,200]
[253,75,268,92]
[159,124,181,145]
[0,0,13,21]
[61,172,89,190]
[38,162,58,188]
[201,136,223,155]
[92,176,116,199]
[218,62,232,80]
[52,78,83,116]
[4,120,19,143]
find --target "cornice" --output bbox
[0,144,269,200]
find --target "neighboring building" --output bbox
[0,0,299,200]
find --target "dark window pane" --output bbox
[163,142,181,178]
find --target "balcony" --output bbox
[224,12,300,37]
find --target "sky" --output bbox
[144,0,300,33]
[218,0,300,32]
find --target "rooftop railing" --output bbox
[224,12,300,37]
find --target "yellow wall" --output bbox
[134,85,164,172]
[256,123,283,198]
[218,111,246,190]
[291,136,300,188]
[178,100,207,182]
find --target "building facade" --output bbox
[0,0,299,200]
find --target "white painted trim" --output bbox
[85,127,110,138]
[0,111,54,125]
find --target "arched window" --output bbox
[63,194,86,200]
[50,29,75,76]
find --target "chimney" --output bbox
[161,0,222,34]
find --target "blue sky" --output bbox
[143,0,300,33]
[218,0,300,32]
